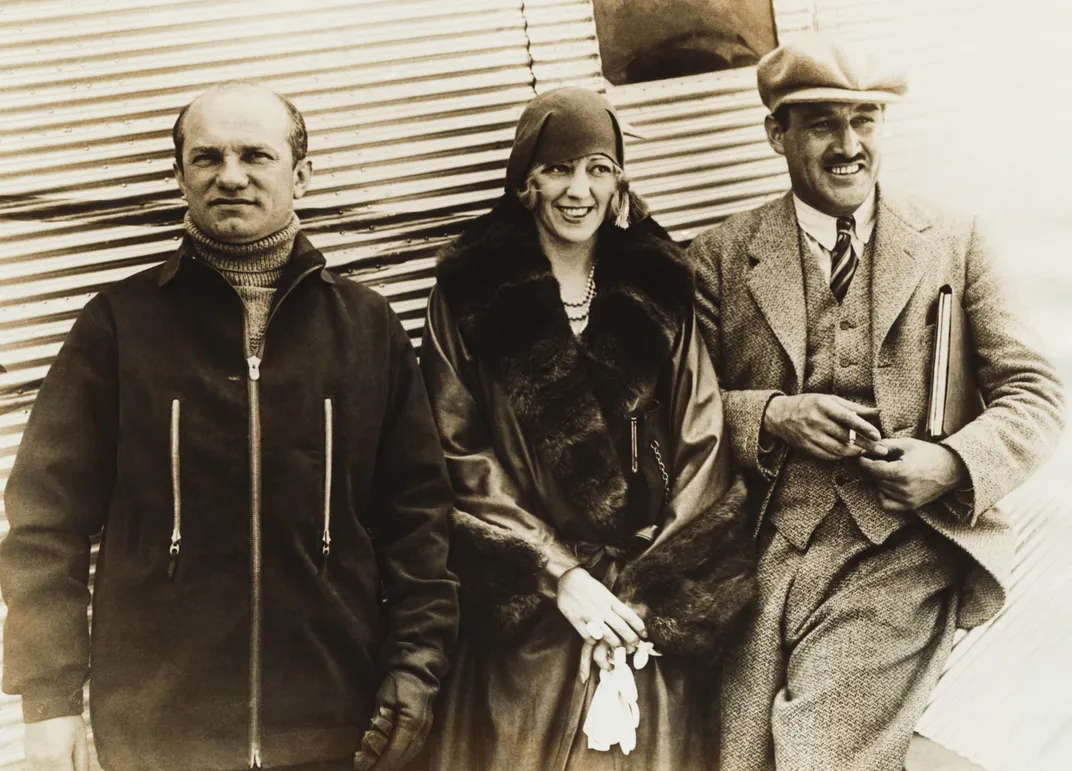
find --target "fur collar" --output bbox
[435,199,693,536]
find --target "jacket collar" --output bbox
[159,231,334,288]
[435,199,694,536]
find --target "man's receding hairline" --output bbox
[173,82,308,168]
[181,85,290,133]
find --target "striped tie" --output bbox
[829,215,857,303]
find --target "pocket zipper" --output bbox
[321,398,334,569]
[168,399,182,579]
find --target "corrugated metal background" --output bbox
[2,0,1069,769]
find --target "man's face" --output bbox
[766,102,884,217]
[174,88,312,244]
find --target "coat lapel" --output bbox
[870,186,929,357]
[746,194,807,388]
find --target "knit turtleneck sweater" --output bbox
[185,212,300,357]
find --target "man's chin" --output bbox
[820,184,874,216]
[200,218,260,245]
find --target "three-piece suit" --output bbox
[689,186,1064,770]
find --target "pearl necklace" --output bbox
[562,262,596,322]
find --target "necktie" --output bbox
[829,215,857,302]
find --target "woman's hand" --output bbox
[556,567,647,660]
[578,639,614,682]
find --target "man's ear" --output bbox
[173,160,187,198]
[764,115,786,157]
[293,158,313,200]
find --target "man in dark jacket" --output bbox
[0,82,459,771]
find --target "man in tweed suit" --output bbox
[688,36,1064,770]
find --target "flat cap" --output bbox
[757,35,907,113]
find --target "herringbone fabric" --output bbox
[828,215,857,301]
[719,507,962,771]
[689,187,1065,628]
[768,233,908,550]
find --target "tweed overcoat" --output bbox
[416,200,757,770]
[689,187,1064,628]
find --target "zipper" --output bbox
[321,397,334,570]
[168,399,182,579]
[189,257,322,770]
[629,416,638,473]
[246,354,263,770]
[243,263,321,770]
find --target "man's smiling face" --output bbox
[766,101,884,217]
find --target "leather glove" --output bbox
[354,672,433,771]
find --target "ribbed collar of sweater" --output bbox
[184,212,300,288]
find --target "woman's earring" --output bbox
[614,191,630,229]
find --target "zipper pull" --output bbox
[167,531,181,579]
[630,416,638,473]
[247,356,261,382]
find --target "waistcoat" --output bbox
[769,232,911,549]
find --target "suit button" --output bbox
[834,471,850,484]
[839,354,855,367]
[839,319,854,330]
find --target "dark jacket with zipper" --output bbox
[0,233,459,771]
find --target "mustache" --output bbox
[825,154,866,165]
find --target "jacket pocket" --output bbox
[168,398,182,578]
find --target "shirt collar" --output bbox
[792,188,877,252]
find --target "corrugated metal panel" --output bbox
[0,1,540,766]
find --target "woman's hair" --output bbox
[514,158,649,227]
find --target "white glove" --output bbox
[582,643,660,755]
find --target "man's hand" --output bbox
[763,394,888,461]
[556,567,647,657]
[858,437,968,512]
[354,673,431,771]
[25,715,88,771]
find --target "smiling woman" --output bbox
[521,153,621,335]
[521,155,620,247]
[411,86,756,771]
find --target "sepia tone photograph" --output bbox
[0,1,1069,770]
